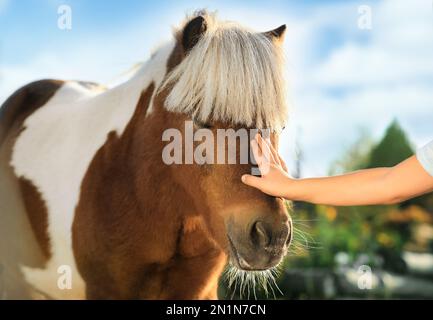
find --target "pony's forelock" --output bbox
[161,11,288,131]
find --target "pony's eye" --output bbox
[193,118,212,129]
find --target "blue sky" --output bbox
[1,0,432,176]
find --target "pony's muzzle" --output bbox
[228,217,291,271]
[249,220,291,267]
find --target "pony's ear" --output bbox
[182,15,207,52]
[263,24,287,43]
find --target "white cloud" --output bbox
[312,43,433,87]
[311,0,433,88]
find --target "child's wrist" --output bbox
[283,177,302,201]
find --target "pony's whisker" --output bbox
[223,263,283,300]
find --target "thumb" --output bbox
[241,174,263,189]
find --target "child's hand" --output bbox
[241,134,293,199]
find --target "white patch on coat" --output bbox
[10,41,175,299]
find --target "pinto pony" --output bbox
[0,11,292,299]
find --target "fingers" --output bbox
[255,134,289,174]
[264,136,283,168]
[250,140,265,175]
[241,174,263,189]
[279,155,288,173]
[251,139,263,167]
[251,139,270,175]
[255,134,277,164]
[264,138,288,173]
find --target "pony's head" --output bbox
[155,11,291,273]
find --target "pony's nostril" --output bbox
[251,221,271,248]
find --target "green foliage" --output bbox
[366,119,414,168]
[286,204,406,270]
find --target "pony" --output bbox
[0,11,292,299]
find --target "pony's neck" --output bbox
[116,90,226,298]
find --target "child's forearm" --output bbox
[242,135,433,206]
[289,167,395,206]
[289,156,433,206]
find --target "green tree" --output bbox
[366,120,414,168]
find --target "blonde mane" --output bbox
[162,12,287,131]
